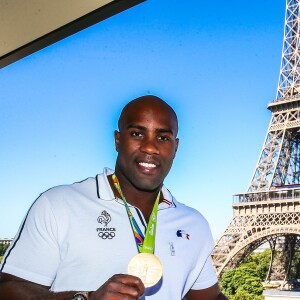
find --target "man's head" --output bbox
[114,95,179,193]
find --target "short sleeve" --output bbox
[181,214,219,296]
[191,256,218,290]
[0,194,60,286]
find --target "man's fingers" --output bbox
[110,274,145,296]
[91,274,145,299]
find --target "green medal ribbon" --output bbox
[112,174,160,254]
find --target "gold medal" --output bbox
[128,253,163,288]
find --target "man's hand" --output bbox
[90,274,145,300]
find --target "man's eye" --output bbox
[131,132,142,137]
[158,136,169,141]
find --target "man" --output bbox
[0,95,227,299]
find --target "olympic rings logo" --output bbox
[98,231,116,239]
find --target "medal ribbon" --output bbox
[112,174,160,254]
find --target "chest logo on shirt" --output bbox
[96,210,116,239]
[177,229,190,240]
[97,210,111,226]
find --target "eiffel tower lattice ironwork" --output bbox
[212,0,300,283]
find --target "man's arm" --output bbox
[0,273,73,300]
[0,272,144,300]
[184,283,228,300]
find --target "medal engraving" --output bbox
[128,253,163,288]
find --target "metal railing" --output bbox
[233,188,300,204]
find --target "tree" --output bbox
[0,243,9,262]
[244,248,271,280]
[233,289,264,300]
[221,260,264,299]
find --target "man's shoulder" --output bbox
[43,176,97,197]
[175,199,206,216]
[170,197,209,227]
[34,175,104,213]
[162,187,207,222]
[39,168,113,206]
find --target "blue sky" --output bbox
[0,0,285,239]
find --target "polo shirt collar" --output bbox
[96,167,176,209]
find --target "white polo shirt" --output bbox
[1,168,217,299]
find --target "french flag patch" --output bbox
[176,230,190,240]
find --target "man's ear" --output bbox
[114,130,120,152]
[174,138,179,157]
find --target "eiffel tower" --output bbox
[212,0,300,284]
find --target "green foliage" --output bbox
[0,243,9,257]
[221,249,270,299]
[290,250,300,279]
[244,248,271,280]
[0,243,10,263]
[221,268,236,297]
[232,289,264,300]
[241,274,263,295]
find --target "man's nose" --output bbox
[139,137,160,155]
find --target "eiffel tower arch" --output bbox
[212,0,300,284]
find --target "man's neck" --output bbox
[107,174,162,223]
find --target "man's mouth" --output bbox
[138,162,157,168]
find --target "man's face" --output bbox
[114,101,179,192]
